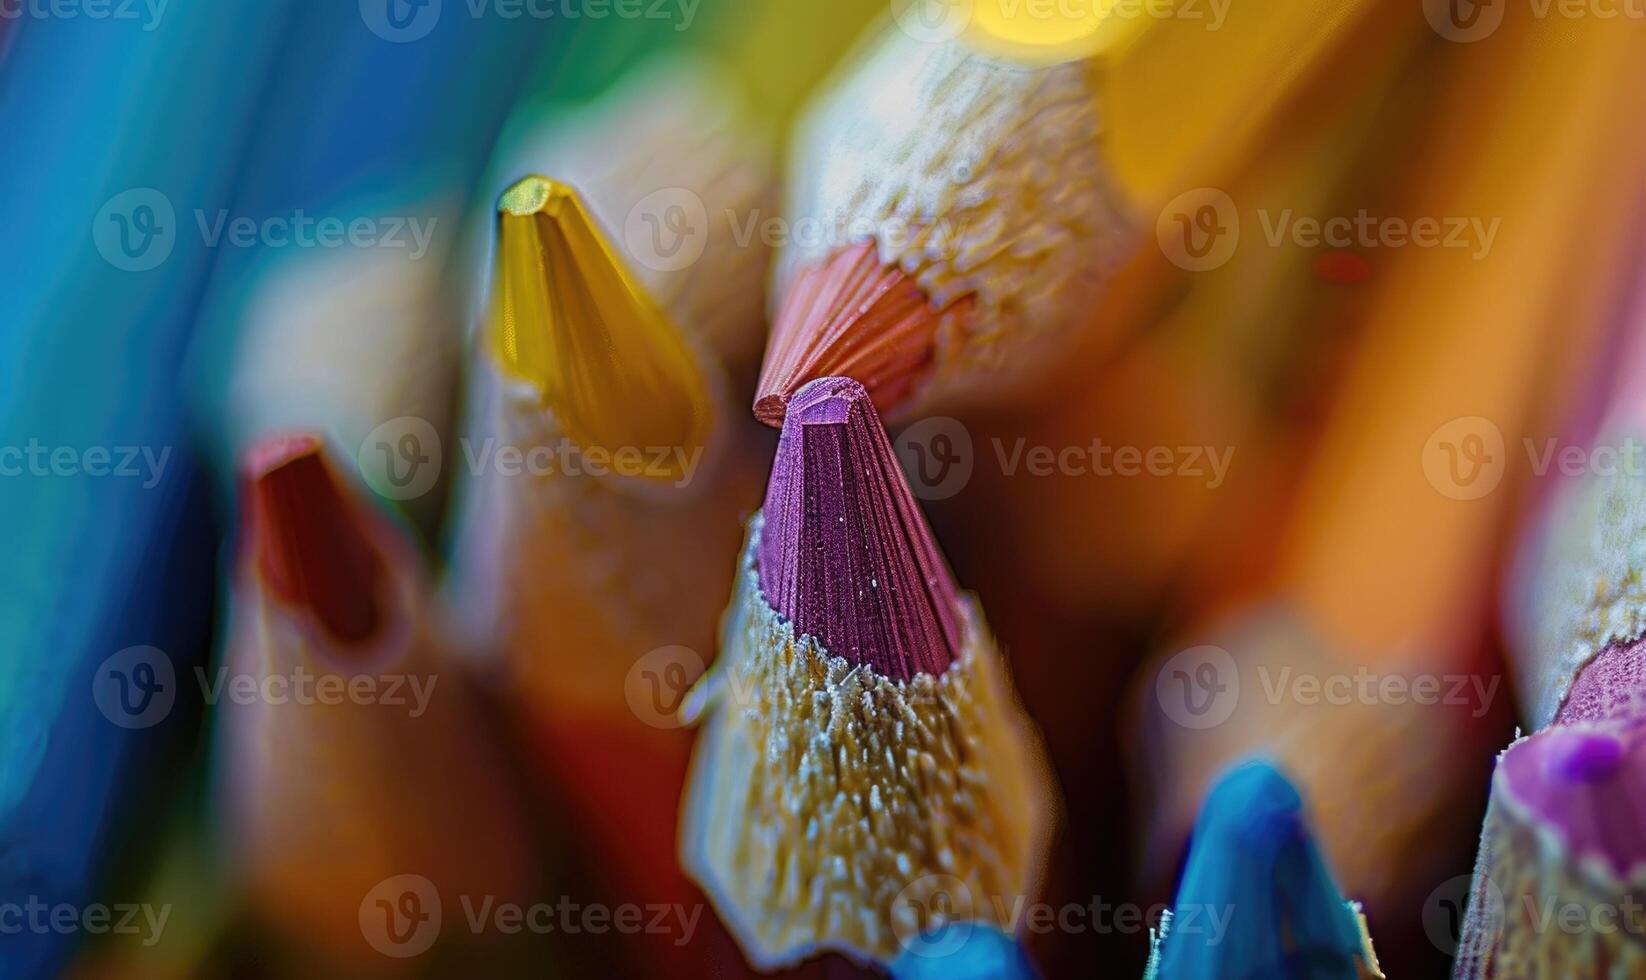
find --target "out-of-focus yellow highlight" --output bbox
[967,0,1108,61]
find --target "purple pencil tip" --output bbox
[756,376,963,680]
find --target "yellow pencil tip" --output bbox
[489,175,712,484]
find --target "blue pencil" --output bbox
[1147,759,1382,980]
[0,4,295,975]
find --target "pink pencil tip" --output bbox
[756,376,963,680]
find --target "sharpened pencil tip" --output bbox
[497,174,572,217]
[756,376,962,680]
[755,243,948,427]
[490,174,712,483]
[242,434,386,647]
[1152,760,1373,980]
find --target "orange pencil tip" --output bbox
[242,434,386,647]
[754,242,945,427]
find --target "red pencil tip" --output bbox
[754,243,950,428]
[756,376,962,679]
[242,434,387,647]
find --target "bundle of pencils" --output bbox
[441,174,768,974]
[1133,4,1646,941]
[755,0,1401,425]
[18,2,1646,978]
[680,377,1053,971]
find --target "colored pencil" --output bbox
[1506,260,1646,730]
[1134,7,1646,938]
[680,376,1053,971]
[0,8,290,975]
[217,434,532,967]
[480,52,779,381]
[753,1,1400,426]
[950,13,1426,616]
[1455,719,1646,978]
[441,175,768,975]
[1146,760,1381,979]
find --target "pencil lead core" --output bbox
[756,375,962,679]
[491,175,712,483]
[754,242,947,427]
[242,434,386,646]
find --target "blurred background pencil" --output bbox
[1131,10,1646,972]
[217,435,534,973]
[0,7,289,975]
[754,0,1405,426]
[1506,252,1646,731]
